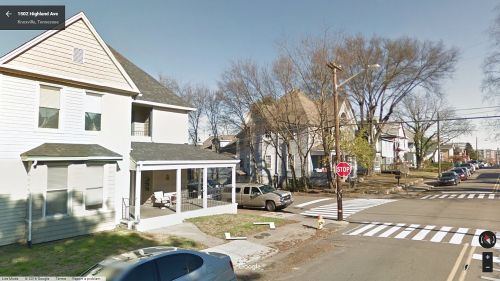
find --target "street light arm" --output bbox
[337,69,366,89]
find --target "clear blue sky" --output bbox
[1,0,499,149]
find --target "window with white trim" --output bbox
[265,155,272,168]
[46,166,68,216]
[85,165,104,210]
[38,85,61,129]
[85,93,102,131]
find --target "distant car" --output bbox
[451,168,467,181]
[81,247,237,281]
[438,171,460,186]
[460,163,475,174]
[468,160,480,170]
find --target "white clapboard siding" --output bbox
[0,75,97,159]
[0,195,26,246]
[5,19,133,91]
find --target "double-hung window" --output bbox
[46,166,68,216]
[85,165,104,210]
[85,93,102,131]
[265,155,272,168]
[38,85,61,129]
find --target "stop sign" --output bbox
[336,162,352,177]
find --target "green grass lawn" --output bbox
[0,229,201,276]
[187,213,295,238]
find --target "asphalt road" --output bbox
[273,168,500,281]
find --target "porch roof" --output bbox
[21,143,122,161]
[131,142,239,163]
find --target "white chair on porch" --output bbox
[152,191,170,208]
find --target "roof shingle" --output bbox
[108,46,191,108]
[131,142,238,162]
[21,143,122,160]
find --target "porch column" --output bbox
[203,167,208,208]
[134,165,142,221]
[176,168,182,213]
[231,165,236,204]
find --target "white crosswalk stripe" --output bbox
[420,193,498,200]
[430,226,453,242]
[449,228,468,244]
[379,223,406,237]
[301,199,396,219]
[344,222,494,247]
[412,225,435,241]
[395,224,420,239]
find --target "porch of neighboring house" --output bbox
[123,142,239,231]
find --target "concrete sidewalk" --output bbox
[204,240,277,270]
[149,212,347,271]
[149,222,225,247]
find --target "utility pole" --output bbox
[437,112,441,176]
[475,136,478,160]
[327,62,343,221]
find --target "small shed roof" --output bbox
[131,142,238,162]
[21,143,122,161]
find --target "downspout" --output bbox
[27,160,37,248]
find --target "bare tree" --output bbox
[157,74,210,146]
[205,90,224,152]
[482,4,500,139]
[335,36,459,150]
[396,93,473,168]
[179,84,209,145]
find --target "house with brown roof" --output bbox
[0,12,239,246]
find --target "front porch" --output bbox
[125,142,240,231]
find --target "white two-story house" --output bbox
[238,91,357,185]
[0,12,238,246]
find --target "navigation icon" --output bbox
[479,231,497,249]
[483,252,493,272]
[5,11,11,18]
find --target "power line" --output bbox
[232,114,500,143]
[453,105,500,111]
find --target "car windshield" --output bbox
[441,173,454,177]
[259,185,276,194]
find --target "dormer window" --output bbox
[73,48,84,64]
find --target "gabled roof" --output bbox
[109,47,193,110]
[202,135,237,148]
[259,90,351,128]
[0,12,139,95]
[131,142,238,162]
[21,143,122,161]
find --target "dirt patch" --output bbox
[187,214,296,239]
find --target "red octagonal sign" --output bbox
[336,162,352,177]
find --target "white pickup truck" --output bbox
[222,183,293,211]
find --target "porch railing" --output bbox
[122,197,132,221]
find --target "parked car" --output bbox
[223,183,293,211]
[451,168,467,181]
[187,179,223,199]
[460,163,475,174]
[468,160,480,170]
[81,247,236,281]
[438,171,460,186]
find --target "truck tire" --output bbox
[265,201,276,212]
